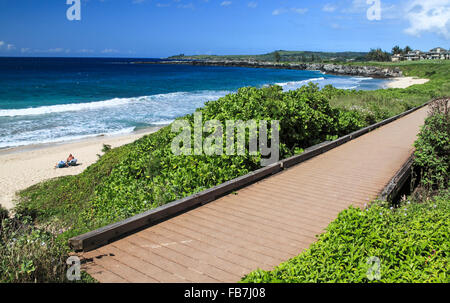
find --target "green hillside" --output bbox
[168,50,368,62]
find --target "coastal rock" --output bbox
[154,60,403,78]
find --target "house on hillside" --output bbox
[426,47,448,60]
[404,50,422,61]
[391,53,402,62]
[392,47,449,61]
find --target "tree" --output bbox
[274,51,281,62]
[392,45,402,55]
[366,48,391,62]
[403,46,412,54]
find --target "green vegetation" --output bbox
[0,213,68,282]
[0,211,98,282]
[366,48,391,62]
[392,45,413,55]
[242,104,449,283]
[168,50,368,63]
[413,99,449,191]
[274,51,281,63]
[6,60,449,283]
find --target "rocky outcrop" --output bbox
[148,60,402,78]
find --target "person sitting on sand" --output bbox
[55,154,77,168]
[66,154,77,166]
[67,154,74,162]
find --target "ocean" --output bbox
[0,57,390,149]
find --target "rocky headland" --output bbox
[137,59,403,78]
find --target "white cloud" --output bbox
[404,0,450,39]
[21,48,30,53]
[292,8,308,15]
[323,4,337,12]
[221,1,232,6]
[272,8,286,15]
[341,0,366,14]
[101,48,119,54]
[0,41,16,51]
[272,7,307,15]
[331,23,342,29]
[48,48,64,53]
[177,3,194,9]
[78,49,94,53]
[248,1,257,8]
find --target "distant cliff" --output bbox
[144,60,403,78]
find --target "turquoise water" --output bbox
[0,57,389,148]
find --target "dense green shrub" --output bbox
[413,99,449,191]
[366,48,391,62]
[0,215,69,282]
[242,192,449,283]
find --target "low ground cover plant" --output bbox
[413,98,449,192]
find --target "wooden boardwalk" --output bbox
[81,106,429,283]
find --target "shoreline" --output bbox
[0,126,162,156]
[385,76,430,89]
[139,60,403,78]
[0,126,163,210]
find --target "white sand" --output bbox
[0,128,160,210]
[386,76,429,89]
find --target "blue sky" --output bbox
[0,0,449,57]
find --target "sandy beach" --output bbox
[386,76,429,89]
[0,128,161,210]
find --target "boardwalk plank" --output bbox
[80,106,429,282]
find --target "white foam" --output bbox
[275,77,325,87]
[0,98,133,117]
[0,127,136,149]
[0,91,229,118]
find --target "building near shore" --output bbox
[428,47,448,60]
[392,47,449,61]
